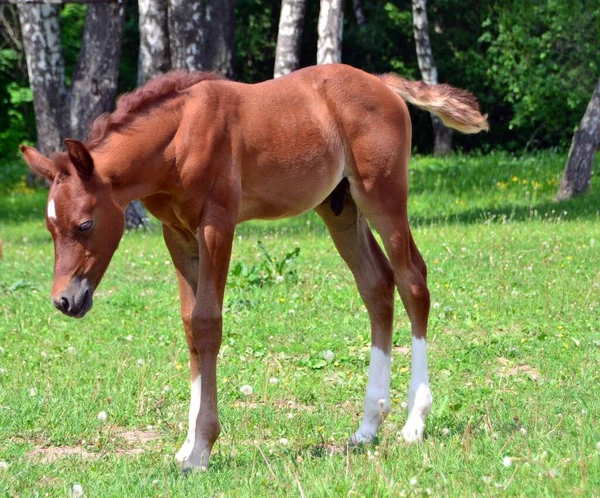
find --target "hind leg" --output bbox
[315,194,395,444]
[368,214,432,443]
[347,147,433,443]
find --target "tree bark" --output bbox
[412,0,453,156]
[274,0,306,78]
[17,4,65,158]
[66,3,125,141]
[352,0,366,27]
[168,0,234,77]
[556,79,600,201]
[138,0,170,86]
[317,0,344,65]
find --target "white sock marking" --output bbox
[175,375,201,462]
[47,199,56,220]
[352,346,391,444]
[402,337,433,443]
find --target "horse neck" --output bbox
[91,107,180,207]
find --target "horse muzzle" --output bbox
[52,278,94,318]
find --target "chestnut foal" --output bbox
[21,64,487,471]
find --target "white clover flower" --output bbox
[137,359,144,366]
[503,456,512,468]
[71,483,84,498]
[125,335,133,342]
[323,350,335,362]
[287,413,294,419]
[97,411,107,421]
[29,387,37,397]
[0,368,5,375]
[269,377,279,385]
[0,461,8,470]
[240,384,253,396]
[433,302,440,309]
[520,427,527,435]
[410,477,417,486]
[40,351,48,360]
[276,275,284,283]
[279,438,289,445]
[401,401,408,410]
[67,346,76,354]
[442,427,450,436]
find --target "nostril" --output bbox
[61,297,70,313]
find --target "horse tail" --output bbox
[378,74,489,134]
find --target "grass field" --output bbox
[1,152,599,497]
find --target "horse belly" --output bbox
[237,154,344,223]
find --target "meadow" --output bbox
[0,152,599,497]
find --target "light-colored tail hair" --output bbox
[379,74,489,134]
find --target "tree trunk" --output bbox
[274,0,306,78]
[317,0,344,65]
[352,0,366,27]
[66,3,125,141]
[138,0,170,86]
[411,0,453,156]
[168,0,234,77]
[556,79,600,201]
[17,3,65,186]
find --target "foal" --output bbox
[21,64,487,471]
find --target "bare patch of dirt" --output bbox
[27,445,146,464]
[496,357,541,380]
[234,400,317,412]
[116,428,161,444]
[26,428,161,463]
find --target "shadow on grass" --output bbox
[410,190,600,227]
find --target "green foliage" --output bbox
[230,241,301,287]
[483,0,600,148]
[234,0,280,82]
[0,82,33,157]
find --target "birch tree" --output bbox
[556,79,600,200]
[169,0,234,77]
[274,0,306,78]
[138,0,170,86]
[412,0,453,156]
[317,0,344,65]
[17,4,65,158]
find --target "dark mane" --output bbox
[88,71,225,148]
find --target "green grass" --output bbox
[1,152,599,496]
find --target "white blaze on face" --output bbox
[47,199,57,221]
[402,336,433,443]
[175,376,202,463]
[352,346,391,444]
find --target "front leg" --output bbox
[185,207,236,471]
[162,226,200,464]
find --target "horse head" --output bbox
[20,139,124,318]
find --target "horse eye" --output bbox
[78,220,93,233]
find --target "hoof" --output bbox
[401,418,425,444]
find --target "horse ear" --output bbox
[64,139,94,180]
[19,145,57,181]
